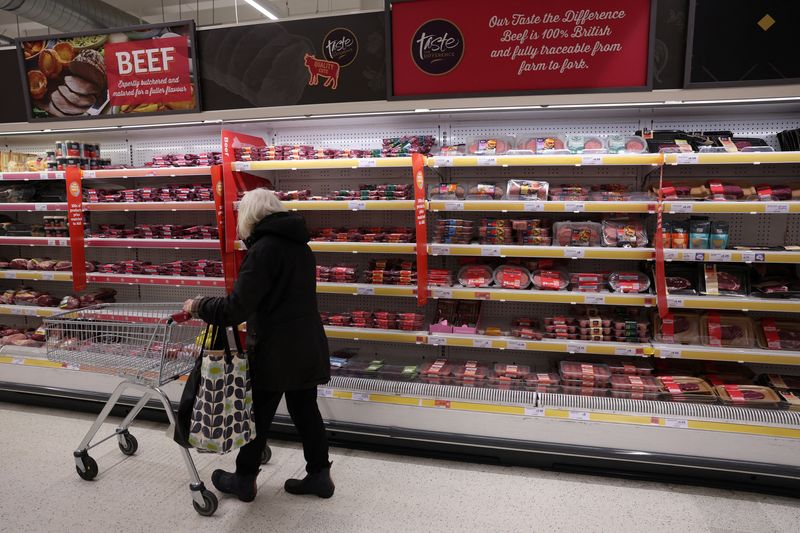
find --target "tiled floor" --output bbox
[0,403,798,533]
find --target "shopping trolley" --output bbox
[44,303,219,516]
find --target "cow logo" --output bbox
[411,19,464,75]
[214,179,223,197]
[304,54,340,90]
[69,181,81,198]
[322,27,358,67]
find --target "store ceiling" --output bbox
[0,0,380,39]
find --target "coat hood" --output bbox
[246,212,310,247]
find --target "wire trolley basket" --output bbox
[43,302,220,516]
[45,303,203,386]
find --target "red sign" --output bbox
[105,36,192,106]
[391,0,651,97]
[412,153,428,307]
[66,167,87,292]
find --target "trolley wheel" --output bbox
[261,445,272,465]
[118,432,138,456]
[193,490,218,517]
[76,455,98,481]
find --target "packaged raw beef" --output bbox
[531,269,569,290]
[467,137,513,155]
[658,376,714,396]
[549,185,589,201]
[695,181,756,201]
[506,179,549,201]
[569,273,606,292]
[458,265,494,288]
[606,135,648,154]
[428,184,466,200]
[466,184,504,200]
[524,372,560,386]
[759,374,800,390]
[452,361,489,384]
[700,373,753,387]
[610,375,662,393]
[700,312,755,348]
[493,363,530,379]
[607,272,651,293]
[654,311,700,344]
[419,359,453,384]
[754,183,800,202]
[602,218,648,247]
[714,385,782,408]
[757,318,800,350]
[565,135,606,153]
[553,221,602,246]
[516,134,566,153]
[493,265,531,289]
[700,264,749,297]
[559,361,612,385]
[510,317,542,340]
[777,390,800,411]
[589,184,644,202]
[662,265,697,295]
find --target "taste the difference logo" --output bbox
[322,27,359,67]
[411,19,464,75]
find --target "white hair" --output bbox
[237,188,287,240]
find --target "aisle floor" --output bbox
[0,402,798,533]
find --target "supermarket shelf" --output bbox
[87,273,225,287]
[669,295,800,313]
[0,270,71,282]
[429,244,653,260]
[429,286,655,306]
[233,158,413,171]
[83,166,212,179]
[0,203,67,212]
[427,153,663,167]
[84,201,215,212]
[317,282,416,297]
[308,242,417,254]
[0,304,60,317]
[664,151,800,166]
[85,238,220,250]
[429,200,655,213]
[428,332,652,356]
[324,325,427,344]
[0,171,64,181]
[664,248,800,264]
[283,200,414,211]
[663,201,800,214]
[0,236,69,247]
[652,343,800,366]
[0,270,225,287]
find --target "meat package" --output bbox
[748,264,800,298]
[511,219,551,246]
[607,359,654,376]
[662,265,697,295]
[700,264,749,297]
[549,184,589,201]
[312,226,414,244]
[569,273,605,292]
[516,134,566,153]
[759,374,800,390]
[589,184,649,201]
[654,312,701,344]
[565,135,606,153]
[610,375,663,400]
[506,179,548,200]
[757,318,800,351]
[658,376,715,398]
[467,136,513,155]
[559,361,612,386]
[754,183,800,201]
[510,317,542,340]
[363,258,416,285]
[553,221,602,246]
[700,312,755,348]
[714,385,783,408]
[605,135,648,154]
[601,218,648,247]
[531,269,569,290]
[478,219,514,244]
[434,219,473,244]
[316,265,358,283]
[493,265,531,289]
[451,361,489,385]
[419,359,453,384]
[607,272,651,293]
[429,184,466,200]
[458,265,494,288]
[466,184,504,200]
[430,299,481,334]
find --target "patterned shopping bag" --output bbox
[187,326,255,453]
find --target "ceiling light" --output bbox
[244,0,279,20]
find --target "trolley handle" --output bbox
[170,311,192,324]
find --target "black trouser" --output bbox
[236,387,330,476]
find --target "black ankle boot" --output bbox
[211,469,259,502]
[284,463,334,498]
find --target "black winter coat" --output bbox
[196,212,330,391]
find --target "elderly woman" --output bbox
[184,188,333,502]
